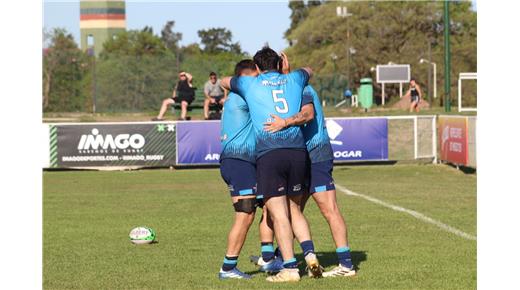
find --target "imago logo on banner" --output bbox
[438,116,468,166]
[77,128,145,151]
[54,123,177,168]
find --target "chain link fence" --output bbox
[387,116,436,162]
[310,74,349,106]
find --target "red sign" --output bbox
[438,116,468,165]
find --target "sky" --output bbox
[43,0,477,54]
[43,0,292,55]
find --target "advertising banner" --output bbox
[326,118,389,161]
[176,121,222,165]
[438,116,468,165]
[53,123,176,168]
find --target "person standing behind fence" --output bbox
[404,78,423,113]
[153,71,194,121]
[203,72,227,120]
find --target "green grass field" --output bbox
[43,164,476,289]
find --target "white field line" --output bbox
[335,184,477,241]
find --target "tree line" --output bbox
[43,23,245,112]
[43,1,477,112]
[284,0,477,106]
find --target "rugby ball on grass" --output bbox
[129,227,156,244]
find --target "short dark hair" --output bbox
[234,59,256,76]
[209,72,217,77]
[253,46,280,72]
[410,77,416,82]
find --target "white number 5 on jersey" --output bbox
[272,90,288,113]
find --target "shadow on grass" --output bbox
[245,250,367,275]
[443,162,477,174]
[297,250,367,271]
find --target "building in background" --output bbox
[80,0,126,56]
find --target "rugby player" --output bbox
[257,53,356,277]
[221,47,322,282]
[263,85,356,277]
[218,59,259,280]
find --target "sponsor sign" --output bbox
[54,123,176,167]
[438,116,468,165]
[176,121,222,165]
[326,118,388,161]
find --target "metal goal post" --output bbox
[458,72,477,112]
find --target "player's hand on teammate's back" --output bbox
[263,114,287,133]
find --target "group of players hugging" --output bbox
[217,47,355,282]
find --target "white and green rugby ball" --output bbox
[129,227,156,244]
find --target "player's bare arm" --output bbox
[280,52,290,74]
[302,67,313,78]
[263,103,315,133]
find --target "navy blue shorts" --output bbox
[220,158,256,197]
[256,149,308,200]
[309,159,335,194]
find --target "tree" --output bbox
[43,28,89,112]
[307,0,323,8]
[96,29,175,111]
[161,20,183,52]
[285,0,308,38]
[197,27,242,54]
[284,1,477,106]
[101,29,167,57]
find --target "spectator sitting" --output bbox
[153,71,194,121]
[203,72,227,120]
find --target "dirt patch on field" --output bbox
[392,95,430,110]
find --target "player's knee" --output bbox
[233,198,256,214]
[317,199,339,220]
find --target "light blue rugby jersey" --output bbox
[219,92,256,163]
[301,85,334,163]
[230,69,311,158]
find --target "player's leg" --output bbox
[313,190,348,249]
[259,207,275,263]
[264,196,294,263]
[218,158,257,279]
[180,100,188,120]
[415,99,420,113]
[264,196,301,282]
[254,206,286,273]
[248,204,284,273]
[223,195,256,259]
[257,150,300,282]
[309,160,355,277]
[286,150,323,278]
[155,98,174,120]
[249,196,276,267]
[203,98,210,119]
